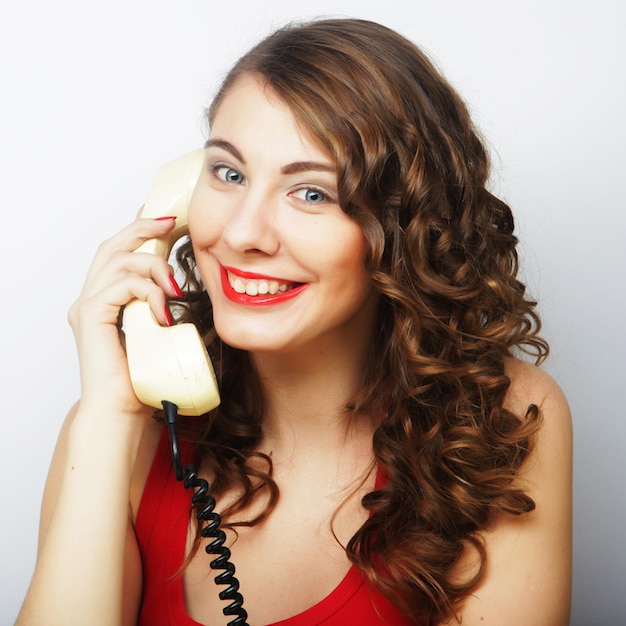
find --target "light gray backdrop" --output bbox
[2,1,624,624]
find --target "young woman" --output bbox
[17,18,572,626]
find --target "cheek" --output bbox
[300,226,370,293]
[294,215,368,265]
[332,226,370,279]
[188,189,222,249]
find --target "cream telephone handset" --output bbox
[123,150,220,416]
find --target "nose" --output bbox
[221,186,280,256]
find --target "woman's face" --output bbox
[188,74,378,356]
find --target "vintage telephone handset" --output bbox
[123,151,249,625]
[123,149,218,417]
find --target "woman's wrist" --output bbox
[68,402,152,466]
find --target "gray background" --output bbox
[1,1,624,624]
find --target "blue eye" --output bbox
[304,189,325,203]
[293,187,327,203]
[214,165,244,184]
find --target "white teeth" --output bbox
[227,271,293,297]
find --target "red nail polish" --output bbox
[164,306,173,326]
[169,274,183,298]
[154,216,177,221]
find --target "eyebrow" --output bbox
[204,138,244,163]
[280,161,335,175]
[205,138,335,176]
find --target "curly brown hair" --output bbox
[170,18,548,625]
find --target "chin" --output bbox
[213,320,283,353]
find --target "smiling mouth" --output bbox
[227,270,294,296]
[220,266,307,305]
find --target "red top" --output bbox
[135,427,416,625]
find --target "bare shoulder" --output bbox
[451,358,573,626]
[503,356,571,421]
[503,357,572,491]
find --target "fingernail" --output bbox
[154,216,177,221]
[169,274,183,298]
[164,306,173,326]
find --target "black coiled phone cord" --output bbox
[162,401,249,626]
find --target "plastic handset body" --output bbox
[123,150,220,416]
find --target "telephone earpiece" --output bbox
[123,150,220,416]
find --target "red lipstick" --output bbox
[220,265,307,306]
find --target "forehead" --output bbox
[209,75,334,165]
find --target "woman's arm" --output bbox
[17,403,147,626]
[16,216,181,626]
[451,359,573,626]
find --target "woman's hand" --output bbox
[67,214,182,419]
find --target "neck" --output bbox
[250,343,376,464]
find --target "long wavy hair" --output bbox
[170,18,548,625]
